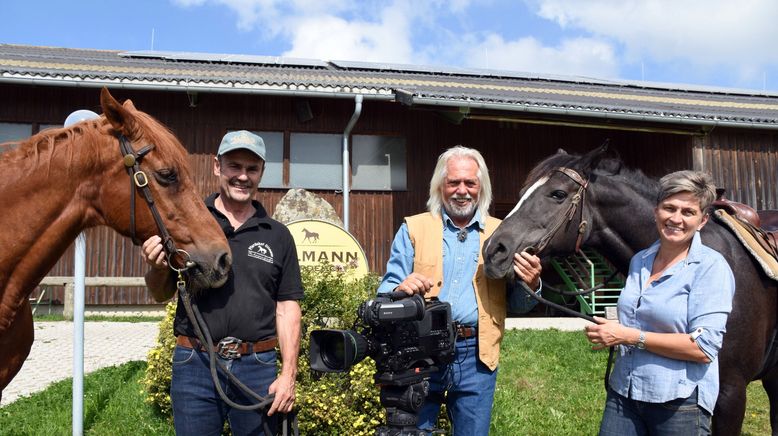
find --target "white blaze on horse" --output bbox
[0,88,231,400]
[483,145,778,435]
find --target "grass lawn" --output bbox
[0,329,770,435]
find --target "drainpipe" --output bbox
[342,95,363,231]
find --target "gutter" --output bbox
[410,96,778,131]
[342,95,363,232]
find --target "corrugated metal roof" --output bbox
[2,44,778,129]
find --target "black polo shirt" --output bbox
[174,193,304,342]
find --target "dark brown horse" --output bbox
[483,146,778,435]
[0,88,231,399]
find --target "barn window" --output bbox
[351,135,407,190]
[0,122,32,145]
[289,133,342,189]
[251,131,284,188]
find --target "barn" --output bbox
[2,44,778,308]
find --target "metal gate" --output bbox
[549,248,624,316]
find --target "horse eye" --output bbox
[154,168,178,186]
[550,190,568,200]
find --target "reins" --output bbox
[118,134,296,435]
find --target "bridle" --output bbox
[118,134,292,434]
[514,165,615,389]
[528,167,590,256]
[119,135,192,271]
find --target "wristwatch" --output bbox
[636,331,646,349]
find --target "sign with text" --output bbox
[286,219,369,277]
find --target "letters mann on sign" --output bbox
[286,219,369,277]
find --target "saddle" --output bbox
[712,194,778,281]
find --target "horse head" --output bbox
[484,144,612,280]
[94,88,231,290]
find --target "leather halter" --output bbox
[530,167,589,255]
[118,135,191,271]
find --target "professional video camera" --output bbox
[309,291,456,436]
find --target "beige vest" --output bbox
[405,212,507,370]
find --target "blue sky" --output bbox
[4,0,778,92]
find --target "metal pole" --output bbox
[73,233,85,436]
[342,94,363,231]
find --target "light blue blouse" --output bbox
[610,231,735,414]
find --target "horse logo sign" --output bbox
[286,219,369,277]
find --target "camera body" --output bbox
[309,292,456,383]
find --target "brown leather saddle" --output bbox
[713,189,778,267]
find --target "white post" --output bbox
[73,233,85,436]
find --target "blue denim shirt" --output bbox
[378,210,484,326]
[610,231,735,414]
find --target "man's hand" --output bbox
[267,373,296,416]
[396,272,434,296]
[513,251,541,290]
[141,235,168,269]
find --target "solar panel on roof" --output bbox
[119,50,328,68]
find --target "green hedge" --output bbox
[143,263,386,434]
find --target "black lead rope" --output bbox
[517,280,615,391]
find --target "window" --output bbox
[351,135,407,190]
[0,122,32,143]
[252,131,284,188]
[289,133,342,189]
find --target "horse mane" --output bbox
[0,107,187,189]
[521,149,659,201]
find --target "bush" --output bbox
[143,262,384,434]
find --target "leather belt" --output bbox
[456,325,477,340]
[176,335,278,360]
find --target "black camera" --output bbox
[309,292,456,435]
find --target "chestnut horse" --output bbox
[0,88,231,400]
[483,146,778,435]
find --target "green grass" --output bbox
[492,330,770,435]
[33,314,164,322]
[0,361,173,436]
[0,330,770,435]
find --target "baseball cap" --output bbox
[217,130,266,161]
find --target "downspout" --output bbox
[342,94,363,231]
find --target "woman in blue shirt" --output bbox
[585,170,735,435]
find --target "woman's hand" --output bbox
[584,316,638,350]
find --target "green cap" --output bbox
[217,130,266,160]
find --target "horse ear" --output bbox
[122,99,138,111]
[578,140,610,176]
[100,87,139,138]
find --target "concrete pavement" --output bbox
[0,321,159,407]
[0,317,588,407]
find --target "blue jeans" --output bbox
[599,388,711,436]
[416,336,498,436]
[170,345,278,436]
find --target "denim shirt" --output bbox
[610,231,735,414]
[378,210,484,326]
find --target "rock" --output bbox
[272,188,343,226]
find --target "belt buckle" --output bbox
[216,336,242,359]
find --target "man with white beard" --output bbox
[378,145,543,435]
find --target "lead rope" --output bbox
[517,280,614,391]
[176,271,298,435]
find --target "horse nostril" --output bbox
[218,252,232,275]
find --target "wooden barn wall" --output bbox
[695,129,778,210]
[1,84,693,305]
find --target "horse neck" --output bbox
[0,133,107,331]
[586,175,659,273]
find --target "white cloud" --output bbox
[527,0,778,79]
[459,34,619,78]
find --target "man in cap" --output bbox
[143,130,304,435]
